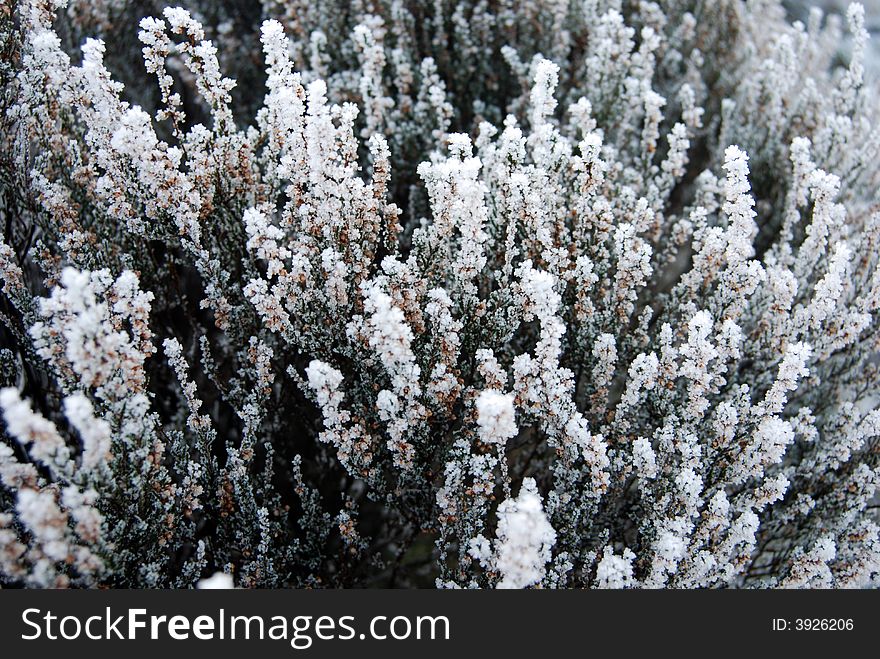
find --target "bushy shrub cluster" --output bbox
[0,0,878,588]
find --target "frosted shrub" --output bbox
[0,0,878,588]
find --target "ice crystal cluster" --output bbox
[0,0,878,589]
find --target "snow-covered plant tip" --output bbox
[0,0,878,589]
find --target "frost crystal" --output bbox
[494,479,557,589]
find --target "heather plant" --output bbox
[0,0,878,589]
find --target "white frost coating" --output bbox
[596,546,637,588]
[197,571,235,589]
[0,388,71,478]
[495,478,557,589]
[63,393,111,471]
[475,390,518,445]
[632,437,658,480]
